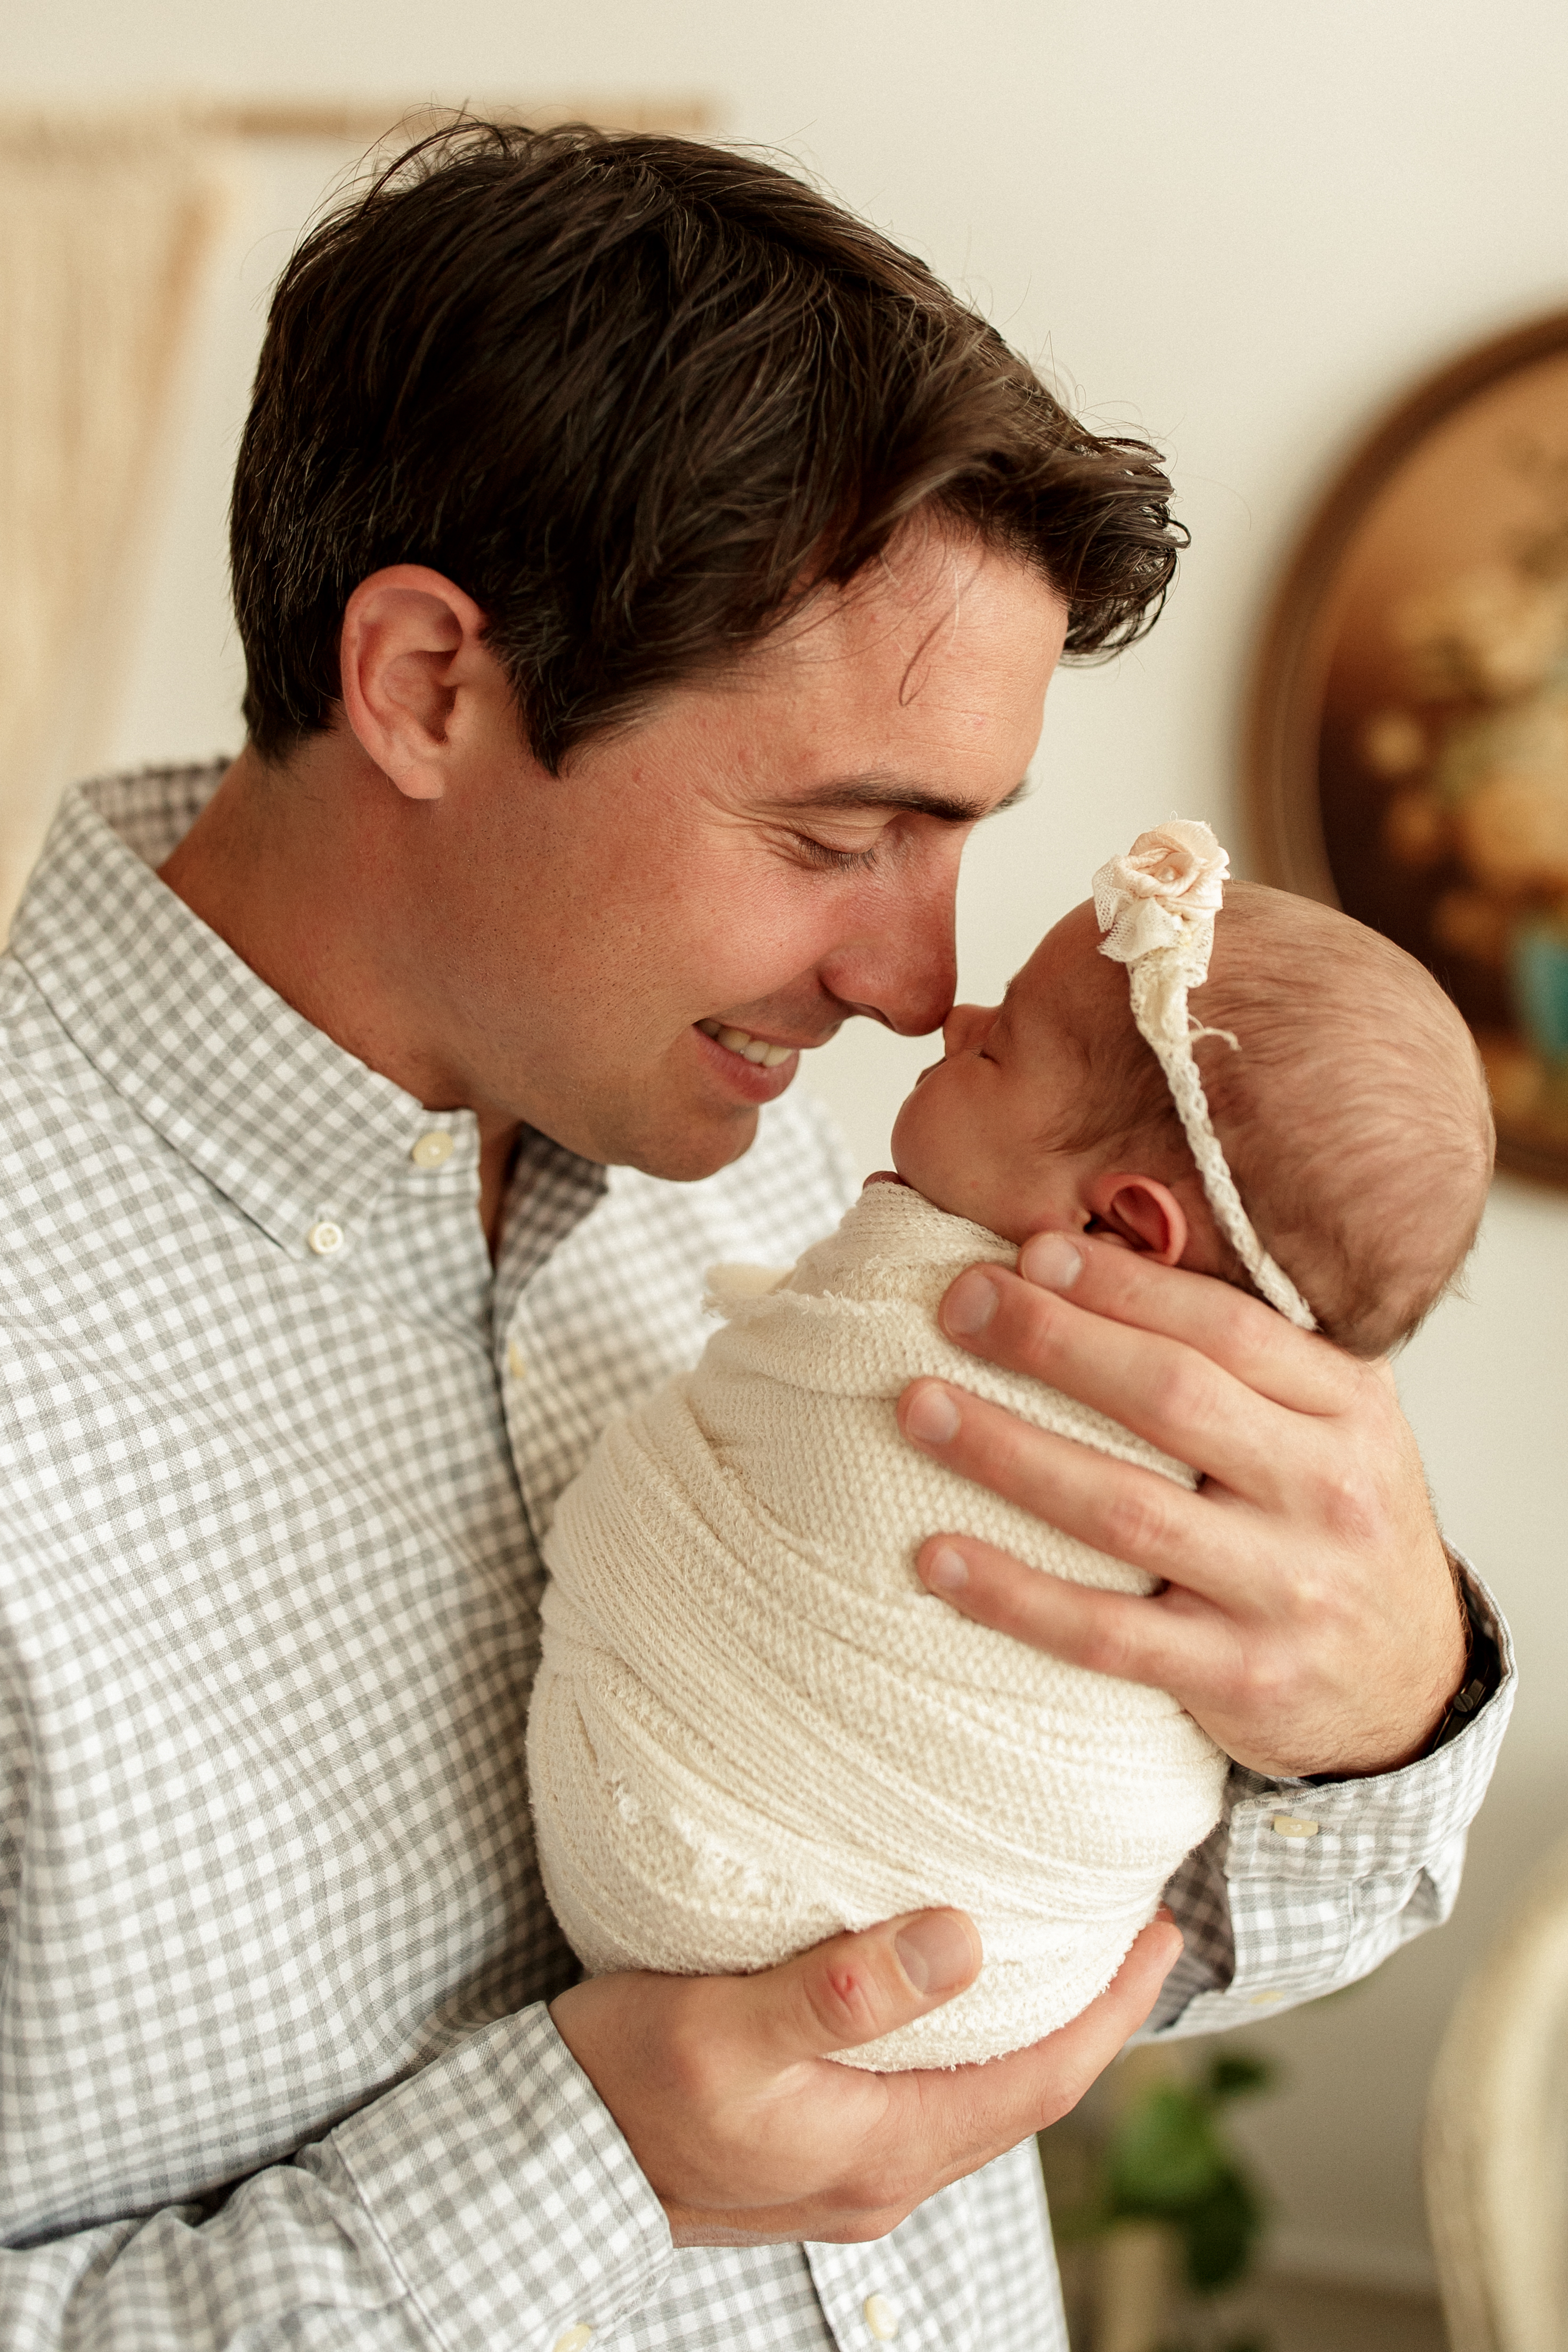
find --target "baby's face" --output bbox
[890,900,1133,1242]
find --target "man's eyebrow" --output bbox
[779,775,1033,825]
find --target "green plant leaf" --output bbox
[1108,2085,1228,2211]
[1180,2166,1266,2293]
[1207,2053,1273,2104]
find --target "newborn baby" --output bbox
[528,827,1493,2069]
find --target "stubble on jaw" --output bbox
[547,1057,765,1185]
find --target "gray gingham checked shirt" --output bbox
[0,768,1514,2349]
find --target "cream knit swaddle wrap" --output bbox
[529,1180,1228,2070]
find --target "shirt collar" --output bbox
[9,767,489,1264]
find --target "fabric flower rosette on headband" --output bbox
[1092,821,1317,1332]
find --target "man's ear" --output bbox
[338,565,495,802]
[1083,1170,1189,1264]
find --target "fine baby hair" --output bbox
[1097,823,1494,1358]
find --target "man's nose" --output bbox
[819,882,958,1039]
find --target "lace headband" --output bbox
[1091,821,1317,1331]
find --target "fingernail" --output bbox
[1020,1234,1083,1290]
[895,1912,977,1997]
[904,1384,960,1446]
[922,1544,969,1594]
[943,1268,1000,1336]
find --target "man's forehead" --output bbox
[741,530,1068,703]
[640,532,1063,823]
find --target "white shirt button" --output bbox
[506,1341,527,1380]
[410,1131,455,1169]
[1270,1814,1320,1839]
[863,2293,899,2339]
[551,2328,594,2352]
[306,1220,344,1256]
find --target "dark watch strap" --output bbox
[1423,1576,1501,1757]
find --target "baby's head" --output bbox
[891,880,1495,1357]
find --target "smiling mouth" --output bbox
[696,1019,796,1068]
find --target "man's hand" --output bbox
[549,1907,1180,2247]
[897,1234,1467,1779]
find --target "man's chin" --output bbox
[569,1100,761,1184]
[631,1110,761,1184]
[525,1067,767,1183]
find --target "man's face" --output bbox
[411,533,1069,1177]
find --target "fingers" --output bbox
[1017,1234,1354,1413]
[934,1272,1280,1497]
[909,1913,1186,2173]
[915,1270,1345,1505]
[551,1912,1182,2253]
[742,1910,1183,2212]
[900,1377,1261,1599]
[952,1232,1355,1422]
[738,1909,983,2067]
[915,1532,1230,1694]
[665,1916,1185,2248]
[1019,1911,1183,2111]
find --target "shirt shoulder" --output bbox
[0,953,181,1251]
[0,950,106,1104]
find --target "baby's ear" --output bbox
[1084,1172,1188,1264]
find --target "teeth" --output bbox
[698,1019,794,1068]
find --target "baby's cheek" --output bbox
[896,1112,1008,1232]
[890,1082,958,1199]
[888,1084,927,1182]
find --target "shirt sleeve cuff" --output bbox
[306,2004,675,2351]
[1149,1558,1513,2036]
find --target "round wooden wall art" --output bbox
[1249,310,1568,1186]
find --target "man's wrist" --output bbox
[1302,1555,1501,1785]
[1418,1571,1501,1759]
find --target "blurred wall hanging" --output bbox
[1249,309,1568,1186]
[0,94,711,932]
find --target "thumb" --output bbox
[743,1909,982,2066]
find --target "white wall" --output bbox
[7,0,1567,2290]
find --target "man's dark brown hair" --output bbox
[232,119,1186,771]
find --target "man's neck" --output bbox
[158,741,521,1253]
